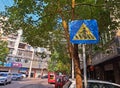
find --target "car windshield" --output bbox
[0,73,8,77]
[12,74,17,75]
[82,81,120,88]
[50,75,54,79]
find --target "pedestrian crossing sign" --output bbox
[69,20,99,44]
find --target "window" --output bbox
[17,50,23,56]
[15,58,21,62]
[102,84,112,88]
[9,49,14,54]
[24,59,28,63]
[18,43,26,49]
[8,41,15,47]
[87,83,100,88]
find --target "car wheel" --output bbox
[16,78,18,81]
[9,80,12,84]
[4,81,7,86]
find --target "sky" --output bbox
[0,0,14,11]
[0,0,39,21]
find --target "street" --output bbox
[0,78,54,88]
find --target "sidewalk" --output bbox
[69,79,76,88]
[63,80,72,88]
[22,78,41,81]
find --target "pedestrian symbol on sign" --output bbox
[73,23,96,40]
[69,19,99,44]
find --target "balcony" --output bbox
[92,39,119,65]
[22,61,39,68]
[8,34,18,39]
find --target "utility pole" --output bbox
[13,30,22,56]
[11,30,22,73]
[28,48,34,78]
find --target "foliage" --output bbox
[0,40,9,62]
[47,29,71,74]
[1,0,120,87]
[48,51,71,74]
[1,0,118,48]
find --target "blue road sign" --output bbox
[69,19,99,44]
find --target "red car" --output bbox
[48,72,56,84]
[55,75,66,88]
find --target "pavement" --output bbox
[63,80,72,88]
[20,78,54,88]
[69,79,76,88]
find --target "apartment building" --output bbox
[0,29,51,78]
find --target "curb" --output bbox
[63,81,72,88]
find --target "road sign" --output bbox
[69,20,99,44]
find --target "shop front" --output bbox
[94,56,120,84]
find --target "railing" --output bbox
[92,39,118,65]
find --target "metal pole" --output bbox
[72,58,74,79]
[28,48,34,78]
[83,44,87,88]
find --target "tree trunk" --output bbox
[71,0,82,87]
[62,20,83,88]
[74,44,82,88]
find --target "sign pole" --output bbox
[69,19,99,88]
[83,44,87,88]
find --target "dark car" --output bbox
[69,79,120,88]
[41,75,48,79]
[86,80,120,88]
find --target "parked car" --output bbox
[69,79,120,88]
[41,75,48,79]
[55,75,66,88]
[19,72,27,78]
[48,72,56,84]
[0,72,12,85]
[0,76,7,85]
[12,73,23,81]
[20,73,27,78]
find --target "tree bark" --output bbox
[62,20,83,88]
[72,0,83,88]
[74,44,82,88]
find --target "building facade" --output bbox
[88,30,120,84]
[0,30,51,78]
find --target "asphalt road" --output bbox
[0,78,54,88]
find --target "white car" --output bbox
[20,73,26,78]
[0,76,7,85]
[12,73,23,80]
[0,72,12,85]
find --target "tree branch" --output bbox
[75,3,105,7]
